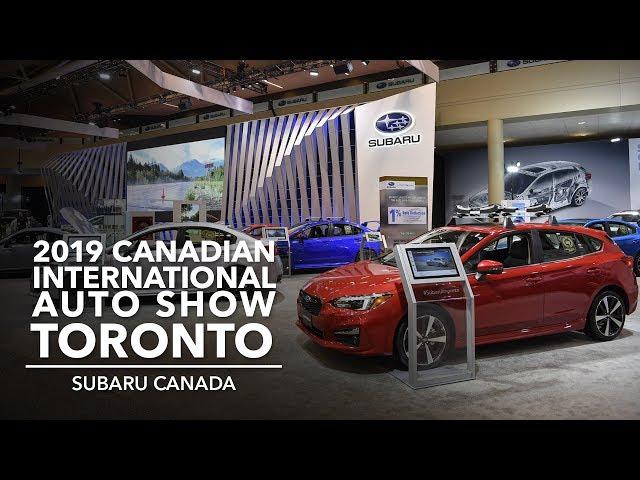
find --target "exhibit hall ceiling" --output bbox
[0,59,454,138]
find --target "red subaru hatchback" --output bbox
[297,223,639,368]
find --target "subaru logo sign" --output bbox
[376,81,387,89]
[375,112,413,135]
[277,100,287,107]
[506,60,521,68]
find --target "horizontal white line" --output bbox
[25,364,282,369]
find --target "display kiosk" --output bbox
[360,231,386,259]
[262,226,291,277]
[393,242,475,389]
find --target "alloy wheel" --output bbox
[594,295,624,337]
[403,314,448,366]
[573,188,587,206]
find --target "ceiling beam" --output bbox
[126,70,135,102]
[126,60,253,114]
[156,60,186,78]
[97,80,130,104]
[69,86,80,114]
[0,113,119,138]
[0,60,98,96]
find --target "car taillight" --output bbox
[624,256,634,269]
[585,172,592,180]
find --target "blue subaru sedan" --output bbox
[560,218,640,275]
[279,219,383,270]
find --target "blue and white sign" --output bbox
[375,112,414,135]
[388,206,427,225]
[379,179,415,190]
[497,60,565,72]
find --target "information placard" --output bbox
[393,242,475,389]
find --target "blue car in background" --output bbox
[560,218,640,275]
[280,218,383,270]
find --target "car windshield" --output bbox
[378,228,487,267]
[504,171,537,195]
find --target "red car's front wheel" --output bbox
[395,306,454,370]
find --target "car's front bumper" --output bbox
[296,293,399,356]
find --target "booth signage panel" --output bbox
[379,176,428,248]
[273,94,313,109]
[497,60,565,71]
[354,84,436,228]
[199,110,231,122]
[367,73,424,93]
[142,122,166,133]
[168,116,197,128]
[317,85,364,101]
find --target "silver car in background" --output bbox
[102,222,283,296]
[0,227,64,274]
[469,161,592,211]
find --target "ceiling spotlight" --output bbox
[333,61,353,75]
[610,137,621,142]
[98,72,111,81]
[192,68,201,75]
[362,60,370,66]
[88,121,96,126]
[578,121,586,125]
[310,68,319,77]
[506,165,519,173]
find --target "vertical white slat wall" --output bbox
[223,106,357,228]
[42,143,127,226]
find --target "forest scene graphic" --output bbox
[126,137,225,211]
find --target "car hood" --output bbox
[302,261,401,299]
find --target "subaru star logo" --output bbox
[375,112,413,134]
[277,100,287,107]
[506,60,521,68]
[376,81,387,89]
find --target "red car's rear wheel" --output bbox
[585,290,626,341]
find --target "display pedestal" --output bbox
[393,242,475,389]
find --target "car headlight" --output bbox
[331,293,392,311]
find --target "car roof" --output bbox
[131,222,254,241]
[519,161,581,172]
[2,227,64,239]
[441,222,608,237]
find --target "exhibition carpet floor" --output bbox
[1,274,639,420]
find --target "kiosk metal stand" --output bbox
[262,226,292,277]
[392,243,475,389]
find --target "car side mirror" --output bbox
[476,260,503,278]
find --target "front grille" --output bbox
[298,290,322,315]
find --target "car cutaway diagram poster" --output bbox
[443,138,631,220]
